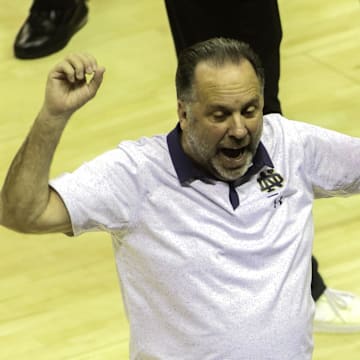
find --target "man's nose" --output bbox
[228,113,248,139]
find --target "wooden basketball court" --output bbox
[0,0,359,358]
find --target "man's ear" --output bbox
[177,100,188,131]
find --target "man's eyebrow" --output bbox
[242,97,261,109]
[205,97,261,112]
[205,104,230,112]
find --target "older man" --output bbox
[1,38,360,359]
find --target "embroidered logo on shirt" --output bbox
[257,169,284,193]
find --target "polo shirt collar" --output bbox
[166,123,273,186]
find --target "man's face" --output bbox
[178,60,264,181]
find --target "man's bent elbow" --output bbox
[1,189,72,234]
[0,190,40,233]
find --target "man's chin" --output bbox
[212,164,250,181]
[212,155,252,181]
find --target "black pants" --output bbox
[32,0,80,9]
[165,0,326,301]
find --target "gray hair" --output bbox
[175,37,265,102]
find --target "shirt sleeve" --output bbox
[50,143,142,236]
[294,120,360,198]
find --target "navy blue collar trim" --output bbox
[166,123,273,186]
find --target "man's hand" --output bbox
[44,53,105,117]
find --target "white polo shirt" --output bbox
[50,114,360,360]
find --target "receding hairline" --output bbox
[175,38,265,102]
[194,57,260,75]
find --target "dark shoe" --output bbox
[14,0,88,59]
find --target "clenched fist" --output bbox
[44,53,105,117]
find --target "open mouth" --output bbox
[220,147,245,158]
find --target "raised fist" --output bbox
[44,53,105,117]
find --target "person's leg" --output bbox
[14,0,88,59]
[311,255,327,301]
[165,0,282,114]
[32,0,80,6]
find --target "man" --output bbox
[165,0,360,333]
[1,38,360,359]
[13,0,360,333]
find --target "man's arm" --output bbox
[0,53,105,234]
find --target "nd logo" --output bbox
[257,169,284,193]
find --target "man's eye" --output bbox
[243,106,256,117]
[213,112,227,121]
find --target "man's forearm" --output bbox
[1,107,70,231]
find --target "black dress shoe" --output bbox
[14,0,88,59]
